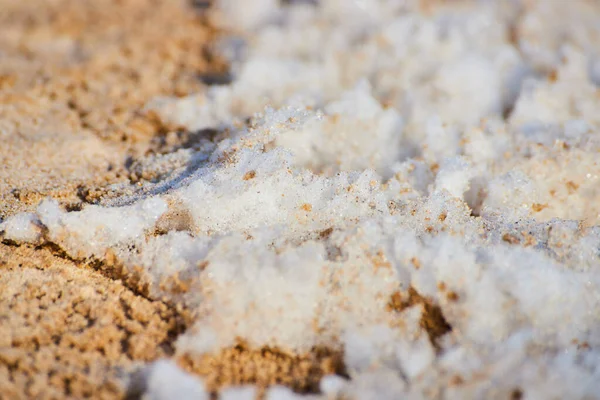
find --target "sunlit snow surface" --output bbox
[3,0,600,398]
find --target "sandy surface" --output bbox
[0,0,213,218]
[0,243,184,399]
[0,1,209,398]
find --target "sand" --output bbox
[0,1,209,398]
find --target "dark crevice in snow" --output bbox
[388,287,452,351]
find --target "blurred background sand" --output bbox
[0,1,212,397]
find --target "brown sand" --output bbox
[178,344,347,396]
[0,1,210,398]
[0,243,184,399]
[0,0,213,218]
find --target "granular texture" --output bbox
[0,0,213,398]
[0,0,213,218]
[0,244,184,400]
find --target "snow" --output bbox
[0,212,42,244]
[141,360,208,400]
